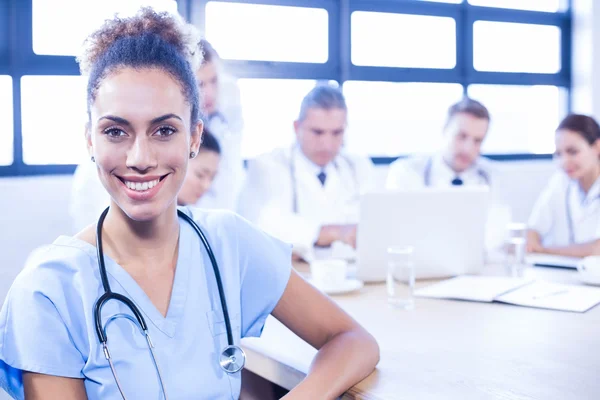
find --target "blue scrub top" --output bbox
[0,207,292,399]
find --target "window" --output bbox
[205,2,328,63]
[468,0,564,13]
[3,0,571,176]
[473,21,561,73]
[21,76,88,165]
[0,0,7,62]
[351,12,456,69]
[237,79,323,158]
[468,84,567,154]
[32,0,178,56]
[343,81,464,156]
[0,76,13,166]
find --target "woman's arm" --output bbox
[527,229,600,257]
[537,240,600,258]
[23,372,87,400]
[272,270,380,399]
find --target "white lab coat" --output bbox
[528,172,600,247]
[385,153,510,256]
[195,72,245,211]
[237,146,376,255]
[386,153,496,189]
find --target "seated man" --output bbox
[386,97,495,189]
[238,84,376,259]
[69,129,221,232]
[386,97,510,257]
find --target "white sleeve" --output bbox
[527,175,562,238]
[237,156,321,252]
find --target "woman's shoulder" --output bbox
[8,236,96,301]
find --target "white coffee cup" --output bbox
[577,256,600,285]
[310,259,348,290]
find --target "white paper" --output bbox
[415,275,534,303]
[495,281,600,313]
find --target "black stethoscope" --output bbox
[289,145,359,213]
[93,207,245,400]
[423,156,490,187]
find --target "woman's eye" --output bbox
[156,126,176,137]
[104,128,126,138]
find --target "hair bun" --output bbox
[77,7,202,75]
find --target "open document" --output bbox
[415,275,600,313]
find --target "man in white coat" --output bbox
[238,85,376,259]
[385,97,511,257]
[386,97,496,189]
[193,39,244,211]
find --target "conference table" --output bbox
[241,262,600,399]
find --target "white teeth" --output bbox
[123,178,160,192]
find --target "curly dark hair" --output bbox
[77,7,203,126]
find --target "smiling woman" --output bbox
[0,7,379,400]
[527,114,600,258]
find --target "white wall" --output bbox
[0,176,74,302]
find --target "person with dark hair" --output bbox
[527,113,600,257]
[238,84,376,260]
[0,8,379,399]
[386,97,495,188]
[177,128,221,206]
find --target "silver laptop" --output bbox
[356,187,490,282]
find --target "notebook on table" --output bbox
[415,275,600,313]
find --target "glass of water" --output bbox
[386,245,415,310]
[504,223,528,277]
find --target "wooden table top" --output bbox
[241,263,600,400]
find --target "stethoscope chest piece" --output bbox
[219,345,246,373]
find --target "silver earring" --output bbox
[91,156,95,162]
[189,151,196,159]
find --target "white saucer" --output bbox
[309,279,364,295]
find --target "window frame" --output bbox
[0,0,572,177]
